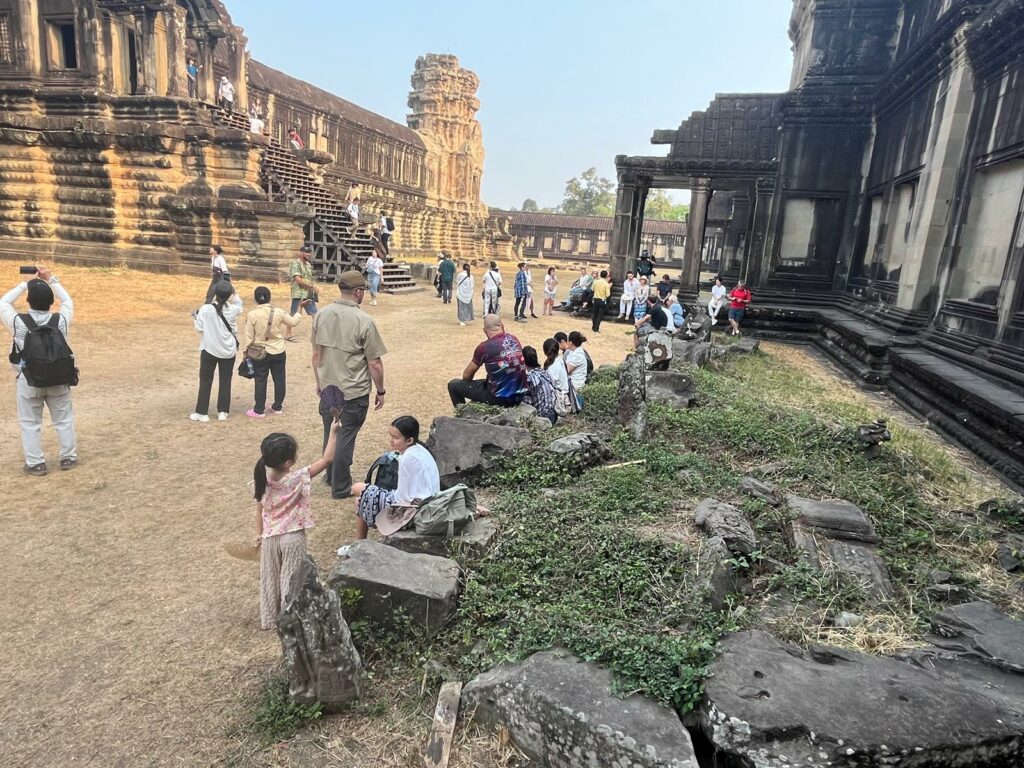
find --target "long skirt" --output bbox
[357,485,398,528]
[457,299,474,322]
[259,530,307,630]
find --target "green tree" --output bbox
[559,167,615,216]
[644,190,689,221]
[521,198,539,212]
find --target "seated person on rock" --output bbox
[634,293,670,345]
[447,314,527,408]
[666,294,686,330]
[351,416,439,540]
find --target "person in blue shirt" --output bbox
[186,58,200,100]
[513,262,529,322]
[666,294,686,329]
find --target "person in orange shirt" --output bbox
[727,280,753,336]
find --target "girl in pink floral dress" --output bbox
[253,421,339,629]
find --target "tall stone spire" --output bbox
[407,54,486,215]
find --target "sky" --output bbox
[229,1,795,210]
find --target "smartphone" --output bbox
[19,266,37,275]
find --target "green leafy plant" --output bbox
[251,678,322,746]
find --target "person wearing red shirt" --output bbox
[728,280,752,336]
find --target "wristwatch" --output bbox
[377,390,386,396]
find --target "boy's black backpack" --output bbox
[385,216,395,231]
[584,349,595,382]
[12,314,79,388]
[364,451,400,491]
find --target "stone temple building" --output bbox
[611,0,1024,488]
[0,0,504,285]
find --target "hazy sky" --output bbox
[229,1,795,209]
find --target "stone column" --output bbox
[744,178,776,287]
[225,32,249,112]
[609,175,648,284]
[721,193,750,274]
[17,0,43,76]
[680,177,711,299]
[195,39,216,103]
[164,4,189,98]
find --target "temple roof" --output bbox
[491,210,687,235]
[248,59,426,150]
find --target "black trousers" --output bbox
[253,351,286,414]
[448,378,510,408]
[440,278,453,304]
[592,298,607,332]
[514,295,528,319]
[380,232,391,255]
[321,393,370,499]
[196,350,234,415]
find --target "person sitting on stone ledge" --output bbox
[708,276,727,324]
[633,292,670,345]
[521,346,558,425]
[656,273,673,301]
[448,314,527,408]
[350,416,440,540]
[633,276,651,322]
[666,294,686,330]
[287,127,304,150]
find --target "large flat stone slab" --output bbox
[463,649,698,768]
[428,416,532,488]
[328,541,460,633]
[928,600,1024,673]
[382,517,497,558]
[701,630,1024,766]
[646,370,696,409]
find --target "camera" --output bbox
[19,266,38,275]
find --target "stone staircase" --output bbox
[213,109,419,293]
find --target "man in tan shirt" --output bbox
[240,286,303,417]
[311,270,387,499]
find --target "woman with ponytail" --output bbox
[253,420,340,629]
[350,415,440,539]
[191,280,243,422]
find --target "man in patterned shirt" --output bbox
[447,314,527,408]
[513,262,529,322]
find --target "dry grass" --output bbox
[0,262,628,768]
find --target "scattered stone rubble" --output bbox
[694,498,756,556]
[787,495,893,598]
[738,475,782,506]
[278,555,365,712]
[462,649,699,768]
[646,370,697,409]
[545,433,612,471]
[617,352,648,440]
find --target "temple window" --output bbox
[543,236,554,250]
[0,14,11,65]
[948,159,1024,305]
[46,20,78,70]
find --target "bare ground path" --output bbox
[0,265,635,766]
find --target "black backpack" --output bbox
[584,349,594,382]
[12,314,79,388]
[364,451,400,491]
[385,216,395,231]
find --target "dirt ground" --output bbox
[0,263,637,767]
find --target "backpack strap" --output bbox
[46,314,61,331]
[263,308,275,341]
[17,313,38,332]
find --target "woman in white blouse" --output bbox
[543,337,574,415]
[351,416,440,539]
[708,276,728,323]
[456,263,475,326]
[191,281,243,422]
[619,270,640,319]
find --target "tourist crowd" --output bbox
[0,243,751,630]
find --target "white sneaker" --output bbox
[371,299,377,306]
[189,413,209,423]
[460,322,466,327]
[217,412,229,421]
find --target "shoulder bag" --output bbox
[245,308,275,362]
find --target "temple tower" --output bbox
[407,54,486,216]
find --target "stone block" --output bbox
[545,433,612,470]
[672,338,713,367]
[382,517,498,558]
[427,416,532,488]
[462,649,698,768]
[824,539,893,598]
[694,498,756,556]
[617,351,648,440]
[646,370,696,409]
[786,496,879,543]
[738,476,782,506]
[701,630,1024,767]
[278,556,365,712]
[328,541,461,633]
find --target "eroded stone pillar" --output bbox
[609,176,648,283]
[195,40,215,103]
[18,0,43,76]
[744,178,776,287]
[225,32,248,112]
[164,4,188,98]
[680,178,711,299]
[721,193,750,274]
